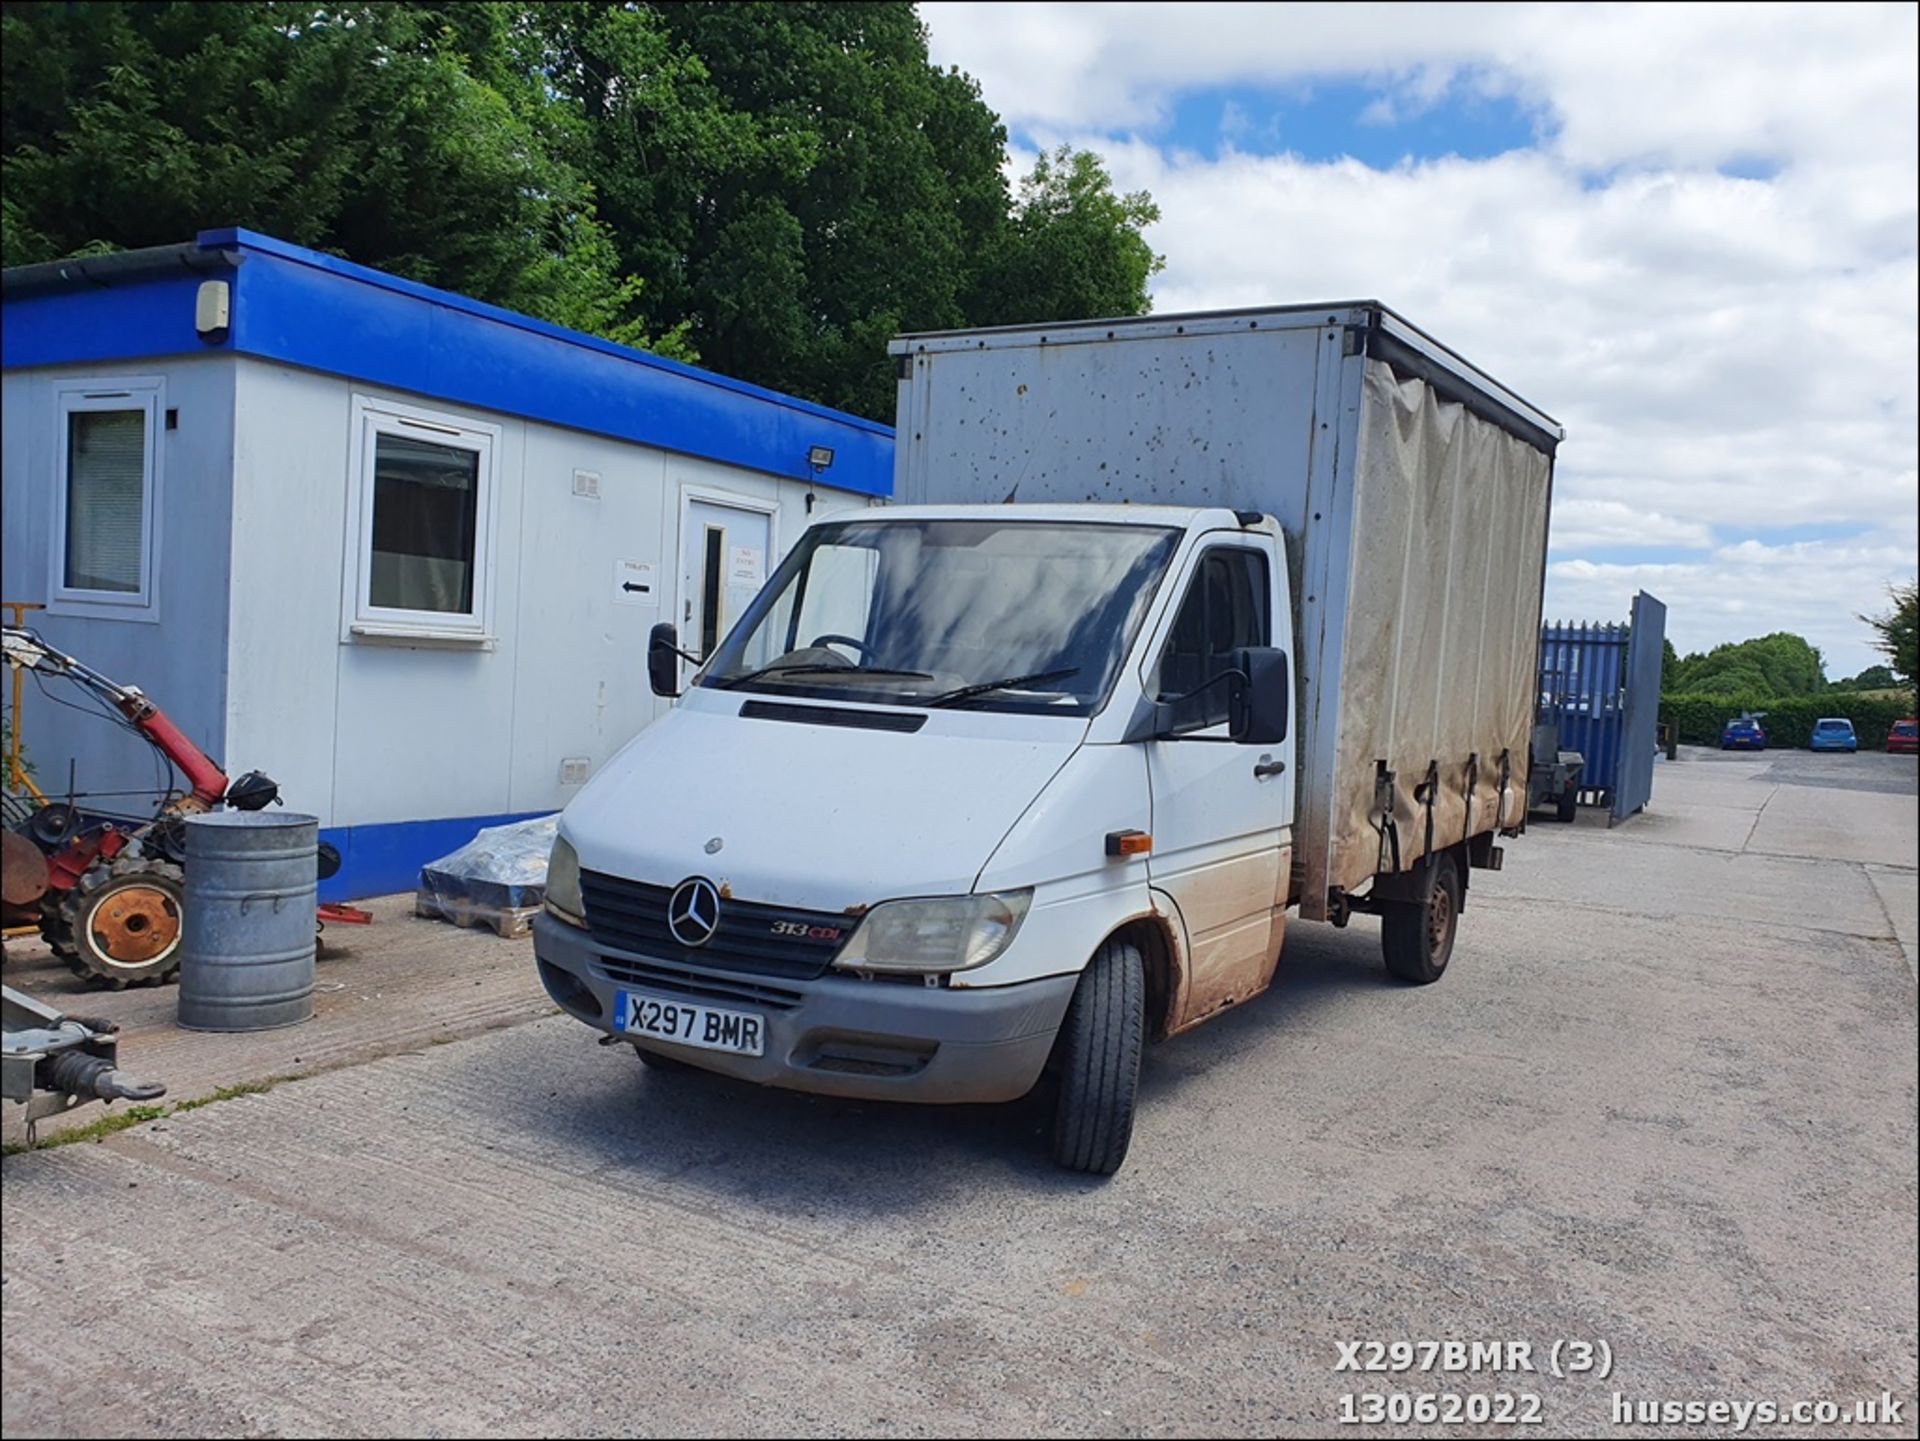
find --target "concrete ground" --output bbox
[3,748,1915,1437]
[2,893,554,1149]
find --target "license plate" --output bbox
[616,990,765,1057]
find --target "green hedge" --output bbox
[1661,692,1915,749]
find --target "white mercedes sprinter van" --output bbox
[534,304,1558,1175]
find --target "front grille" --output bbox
[591,954,807,1012]
[580,870,852,981]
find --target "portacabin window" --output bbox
[51,377,164,617]
[345,396,500,642]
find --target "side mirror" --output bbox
[648,622,682,698]
[1229,647,1289,744]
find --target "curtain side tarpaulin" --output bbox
[1321,359,1552,898]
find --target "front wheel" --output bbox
[1049,935,1145,1177]
[1381,851,1461,985]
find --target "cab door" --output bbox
[1141,536,1295,1029]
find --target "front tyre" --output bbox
[1381,851,1461,985]
[1049,935,1145,1177]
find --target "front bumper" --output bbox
[532,912,1078,1103]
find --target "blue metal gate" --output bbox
[1538,590,1666,821]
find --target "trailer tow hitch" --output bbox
[3,985,166,1144]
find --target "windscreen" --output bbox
[699,518,1181,714]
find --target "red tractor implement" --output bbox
[2,626,359,988]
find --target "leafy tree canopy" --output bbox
[2,1,1161,419]
[1668,632,1827,697]
[1830,663,1898,692]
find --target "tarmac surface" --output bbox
[3,748,1915,1437]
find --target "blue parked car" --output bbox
[1721,716,1767,750]
[1809,717,1858,753]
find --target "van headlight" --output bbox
[545,835,587,928]
[833,891,1031,975]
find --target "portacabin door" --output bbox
[679,492,777,681]
[1142,537,1294,1030]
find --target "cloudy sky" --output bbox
[921,1,1918,677]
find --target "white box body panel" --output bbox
[891,305,1557,918]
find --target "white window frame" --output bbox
[49,375,165,621]
[342,394,501,644]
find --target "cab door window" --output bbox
[1149,548,1270,731]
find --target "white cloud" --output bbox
[1550,537,1916,671]
[1548,500,1714,553]
[921,2,1919,675]
[920,3,1918,171]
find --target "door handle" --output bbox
[1254,758,1286,779]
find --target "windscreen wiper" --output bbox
[926,667,1081,708]
[715,663,933,690]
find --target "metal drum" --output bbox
[177,812,318,1032]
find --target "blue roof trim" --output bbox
[3,228,893,496]
[196,229,890,438]
[0,269,231,370]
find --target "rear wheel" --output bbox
[52,857,187,989]
[1555,784,1579,823]
[1049,935,1145,1177]
[1381,852,1461,985]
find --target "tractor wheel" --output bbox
[55,857,188,989]
[39,891,77,957]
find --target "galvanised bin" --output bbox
[177,811,317,1032]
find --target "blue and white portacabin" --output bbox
[1,229,891,900]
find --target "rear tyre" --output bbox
[1049,935,1145,1177]
[55,857,187,989]
[1555,784,1579,823]
[1381,851,1461,985]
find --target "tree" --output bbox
[968,146,1163,326]
[534,4,1158,418]
[1831,664,1898,692]
[1861,581,1918,689]
[568,0,1015,418]
[0,2,679,349]
[1668,632,1826,696]
[4,2,1162,419]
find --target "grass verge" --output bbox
[2,1074,305,1155]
